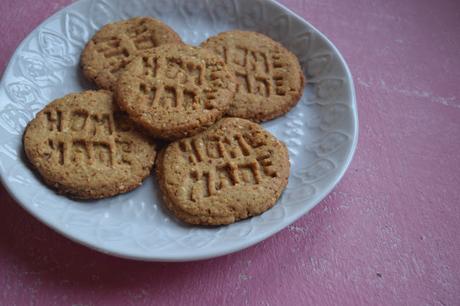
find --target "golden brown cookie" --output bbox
[81,17,182,90]
[116,44,236,140]
[23,90,157,200]
[156,117,290,225]
[201,30,304,122]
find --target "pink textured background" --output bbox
[1,0,460,305]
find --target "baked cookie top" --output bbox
[116,44,236,140]
[156,117,290,225]
[81,17,182,90]
[201,30,304,122]
[23,90,157,200]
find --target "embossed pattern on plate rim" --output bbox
[0,0,358,261]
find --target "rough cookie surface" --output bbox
[23,90,157,199]
[116,44,236,140]
[201,31,304,122]
[81,17,182,90]
[156,117,290,225]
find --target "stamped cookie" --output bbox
[23,90,157,200]
[116,44,236,140]
[156,117,290,225]
[81,17,182,90]
[201,31,304,122]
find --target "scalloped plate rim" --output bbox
[0,0,358,262]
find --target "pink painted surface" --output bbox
[1,0,460,305]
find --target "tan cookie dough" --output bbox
[201,30,304,122]
[23,90,157,200]
[81,17,182,90]
[116,44,236,140]
[156,117,290,225]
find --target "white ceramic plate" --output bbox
[0,0,357,261]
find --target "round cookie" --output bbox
[116,44,236,140]
[23,90,157,200]
[81,17,182,90]
[201,30,304,122]
[156,117,290,225]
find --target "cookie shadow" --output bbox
[76,62,97,91]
